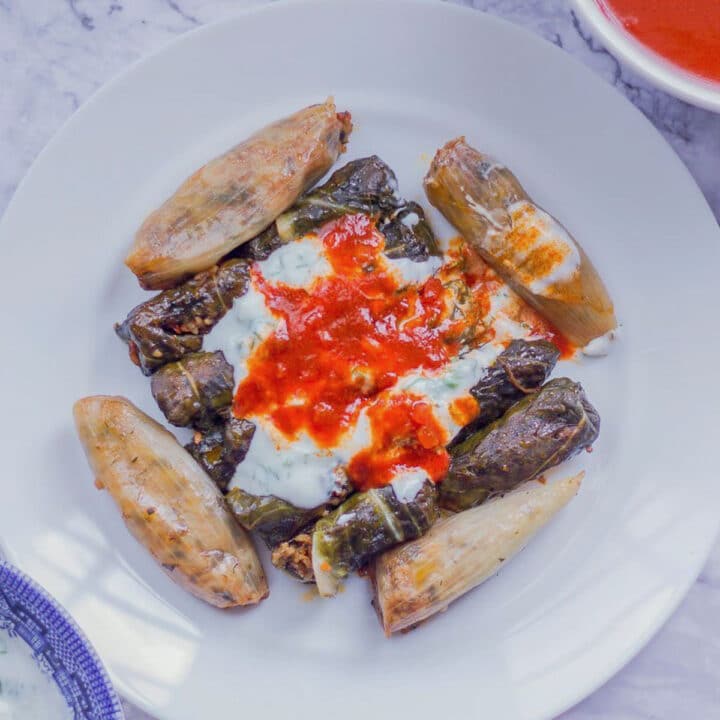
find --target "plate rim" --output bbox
[1,1,719,719]
[0,560,125,720]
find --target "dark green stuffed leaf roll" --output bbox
[227,491,316,549]
[116,258,250,375]
[235,224,286,262]
[440,378,600,512]
[275,156,439,261]
[275,156,398,240]
[150,351,234,428]
[185,417,255,491]
[312,481,439,597]
[378,201,440,260]
[451,339,559,446]
[226,471,352,549]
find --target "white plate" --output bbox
[1,1,718,719]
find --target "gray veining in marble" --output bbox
[1,1,718,719]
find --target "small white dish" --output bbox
[574,0,720,112]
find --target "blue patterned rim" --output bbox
[0,561,124,719]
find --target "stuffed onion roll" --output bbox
[73,396,268,608]
[441,378,599,511]
[127,99,352,289]
[424,139,616,348]
[373,474,581,634]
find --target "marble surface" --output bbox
[1,1,718,718]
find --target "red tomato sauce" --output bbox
[523,310,575,360]
[233,215,572,490]
[348,394,451,490]
[600,0,720,84]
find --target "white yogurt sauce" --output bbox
[387,254,443,285]
[259,234,331,287]
[230,407,374,508]
[231,421,345,507]
[0,631,72,720]
[206,236,335,387]
[485,285,532,344]
[400,212,420,228]
[582,327,619,357]
[390,469,430,503]
[396,343,502,438]
[204,281,277,387]
[227,338,509,508]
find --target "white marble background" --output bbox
[1,1,718,718]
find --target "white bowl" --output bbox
[573,0,720,112]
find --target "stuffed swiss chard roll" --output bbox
[241,157,439,262]
[440,378,599,511]
[151,351,234,428]
[116,257,251,375]
[275,155,398,240]
[450,338,559,446]
[185,418,256,492]
[274,156,440,261]
[227,491,316,550]
[127,99,352,289]
[312,480,439,597]
[424,139,617,349]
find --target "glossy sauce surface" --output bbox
[347,393,452,489]
[600,0,720,83]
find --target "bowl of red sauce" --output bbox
[574,0,720,112]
